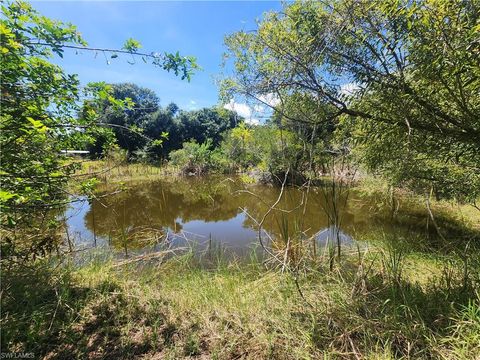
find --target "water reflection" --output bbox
[316,226,354,246]
[66,176,378,256]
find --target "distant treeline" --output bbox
[82,83,337,182]
[83,83,242,160]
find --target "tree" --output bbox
[222,0,480,201]
[0,0,197,258]
[166,102,179,116]
[178,107,239,146]
[85,85,242,160]
[143,107,179,159]
[90,83,160,154]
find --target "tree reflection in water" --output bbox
[64,176,423,257]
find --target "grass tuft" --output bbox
[2,246,479,359]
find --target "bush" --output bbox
[169,140,230,175]
[104,145,128,165]
[220,125,320,183]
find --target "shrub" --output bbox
[169,140,230,175]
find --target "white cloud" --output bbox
[339,82,361,96]
[246,117,259,125]
[223,94,279,125]
[258,93,280,108]
[223,99,259,125]
[186,100,198,110]
[223,99,251,118]
[253,104,264,113]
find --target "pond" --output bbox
[64,175,429,258]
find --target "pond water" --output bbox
[64,175,421,258]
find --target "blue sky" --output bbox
[31,1,282,113]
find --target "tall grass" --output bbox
[2,242,479,359]
[3,164,479,358]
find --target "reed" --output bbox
[2,242,478,359]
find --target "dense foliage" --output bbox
[85,82,241,161]
[222,0,480,201]
[0,1,197,258]
[1,1,479,358]
[3,0,477,252]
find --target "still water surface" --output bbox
[65,176,399,257]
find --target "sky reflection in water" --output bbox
[66,176,383,257]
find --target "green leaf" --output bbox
[0,190,16,202]
[122,38,142,52]
[27,117,48,133]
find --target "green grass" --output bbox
[4,165,479,358]
[353,175,480,233]
[77,160,174,183]
[2,247,479,359]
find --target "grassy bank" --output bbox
[2,246,479,359]
[76,160,171,183]
[7,160,476,358]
